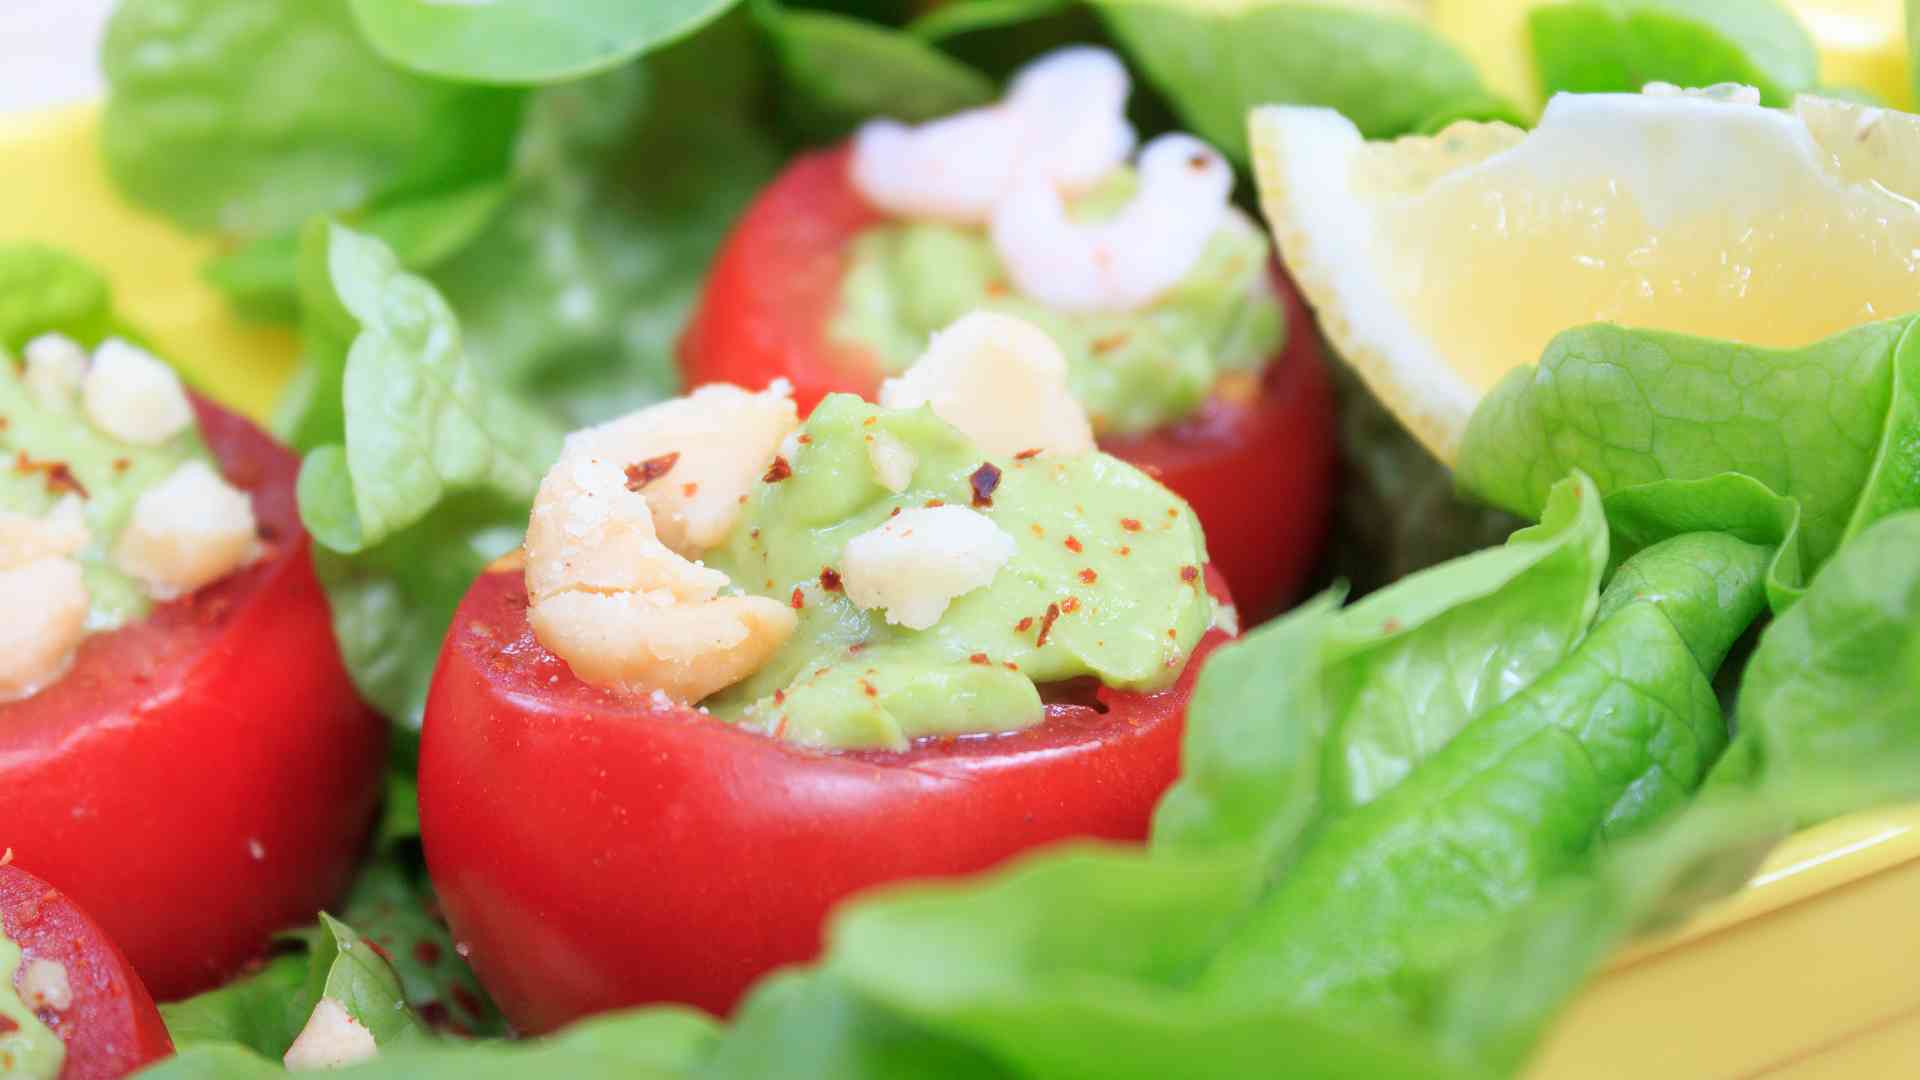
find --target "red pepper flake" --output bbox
[969,462,1002,507]
[1091,331,1131,354]
[682,482,700,497]
[1036,602,1061,646]
[1061,596,1080,614]
[0,1013,17,1035]
[848,642,867,655]
[862,415,878,426]
[112,457,132,474]
[798,434,812,444]
[1064,535,1083,553]
[1079,568,1098,584]
[889,506,902,518]
[623,452,679,492]
[0,416,8,431]
[1167,507,1179,518]
[1120,517,1142,532]
[819,567,842,592]
[1014,448,1042,461]
[924,498,945,508]
[1030,523,1045,538]
[14,451,87,497]
[774,716,789,739]
[969,652,990,665]
[773,689,786,705]
[859,679,878,698]
[1117,545,1131,557]
[1015,616,1034,633]
[763,455,793,482]
[790,587,805,610]
[1004,661,1019,671]
[1168,628,1179,639]
[751,528,761,539]
[985,280,1010,297]
[1180,565,1200,583]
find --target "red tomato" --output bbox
[0,398,387,1000]
[420,566,1236,1031]
[0,862,172,1079]
[680,147,1337,619]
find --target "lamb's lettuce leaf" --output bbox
[0,246,118,350]
[1529,0,1818,106]
[347,0,739,85]
[1088,0,1510,161]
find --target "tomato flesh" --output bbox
[679,147,1337,618]
[0,398,387,1000]
[420,567,1234,1031]
[0,863,172,1080]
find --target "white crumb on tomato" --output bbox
[284,997,378,1071]
[114,460,261,601]
[840,505,1015,630]
[19,957,72,1012]
[81,338,194,446]
[560,382,798,559]
[22,333,88,409]
[992,133,1232,312]
[850,46,1135,224]
[880,312,1094,459]
[0,504,90,703]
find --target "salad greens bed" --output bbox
[38,0,1920,1075]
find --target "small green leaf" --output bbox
[1089,0,1497,161]
[0,245,116,352]
[755,0,997,136]
[158,953,314,1057]
[308,913,430,1048]
[338,860,505,1038]
[908,0,1075,42]
[103,0,524,237]
[1529,0,1818,106]
[347,0,740,84]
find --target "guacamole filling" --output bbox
[703,393,1213,751]
[1,340,219,631]
[0,932,63,1080]
[830,173,1286,435]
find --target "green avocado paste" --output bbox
[703,393,1215,751]
[0,933,63,1080]
[829,173,1286,436]
[1,336,218,631]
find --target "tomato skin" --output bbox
[0,863,173,1080]
[679,148,1337,618]
[420,567,1234,1031]
[0,399,387,1000]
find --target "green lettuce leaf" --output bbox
[754,0,996,139]
[0,246,117,351]
[907,0,1076,42]
[702,972,1012,1079]
[294,224,563,731]
[429,19,783,427]
[1155,473,1608,871]
[1457,317,1920,600]
[1089,0,1505,161]
[1529,0,1818,106]
[335,859,506,1038]
[348,0,739,85]
[102,0,524,238]
[302,913,431,1050]
[158,954,313,1057]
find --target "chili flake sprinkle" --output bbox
[1061,597,1080,614]
[969,652,990,665]
[860,679,879,698]
[1064,535,1083,553]
[1015,616,1034,633]
[1014,448,1042,461]
[682,482,699,497]
[1036,602,1062,646]
[1180,565,1200,583]
[623,452,679,492]
[1120,517,1142,532]
[790,587,805,610]
[819,567,843,592]
[969,463,1002,507]
[763,455,793,482]
[14,452,86,497]
[1079,568,1098,584]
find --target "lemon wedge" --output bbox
[1250,85,1920,462]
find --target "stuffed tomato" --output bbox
[0,862,173,1080]
[422,312,1237,1029]
[0,333,386,1000]
[680,47,1336,618]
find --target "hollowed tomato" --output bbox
[0,397,387,1000]
[420,566,1234,1031]
[680,148,1337,619]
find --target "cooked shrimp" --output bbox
[0,498,91,703]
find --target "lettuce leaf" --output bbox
[1530,0,1818,106]
[293,224,563,732]
[348,0,739,85]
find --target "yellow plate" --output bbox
[8,103,1920,1077]
[0,104,296,422]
